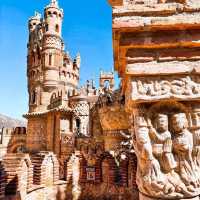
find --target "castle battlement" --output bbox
[0,128,14,136]
[13,127,26,135]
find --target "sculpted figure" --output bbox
[172,113,200,190]
[148,114,195,197]
[193,128,200,168]
[135,118,174,197]
[191,108,200,168]
[148,114,176,173]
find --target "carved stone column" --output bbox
[108,0,200,199]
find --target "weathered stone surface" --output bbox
[0,161,5,200]
[3,153,33,196]
[109,0,200,200]
[129,75,200,103]
[31,152,59,186]
[139,193,200,200]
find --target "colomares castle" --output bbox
[1,0,200,199]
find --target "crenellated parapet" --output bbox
[0,128,14,148]
[0,127,27,160]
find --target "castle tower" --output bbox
[99,70,115,91]
[44,0,63,37]
[25,0,80,153]
[41,0,65,109]
[27,0,81,114]
[27,12,43,113]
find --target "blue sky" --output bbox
[0,0,116,119]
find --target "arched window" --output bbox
[55,24,59,33]
[73,89,76,96]
[53,11,57,16]
[45,24,49,32]
[31,90,37,104]
[104,80,110,89]
[50,92,57,103]
[75,118,81,135]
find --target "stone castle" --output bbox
[1,0,200,200]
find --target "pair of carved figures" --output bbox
[134,108,200,198]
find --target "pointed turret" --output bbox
[28,11,42,33]
[44,0,63,37]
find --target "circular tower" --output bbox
[27,12,43,112]
[42,0,64,90]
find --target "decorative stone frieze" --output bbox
[130,75,200,103]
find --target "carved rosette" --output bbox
[133,101,200,199]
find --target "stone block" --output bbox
[0,161,5,200]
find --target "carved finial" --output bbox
[76,53,81,68]
[76,52,80,58]
[29,11,41,21]
[34,11,41,19]
[50,0,58,7]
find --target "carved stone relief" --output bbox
[44,36,62,49]
[133,102,200,199]
[71,102,89,117]
[131,75,200,102]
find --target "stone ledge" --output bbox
[126,61,200,75]
[113,13,200,30]
[113,3,200,17]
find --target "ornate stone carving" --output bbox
[133,103,200,199]
[131,75,200,102]
[61,134,74,145]
[71,102,89,117]
[43,36,62,50]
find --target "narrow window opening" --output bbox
[55,24,59,33]
[76,118,81,135]
[33,55,36,64]
[31,90,37,104]
[46,24,49,32]
[49,54,52,66]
